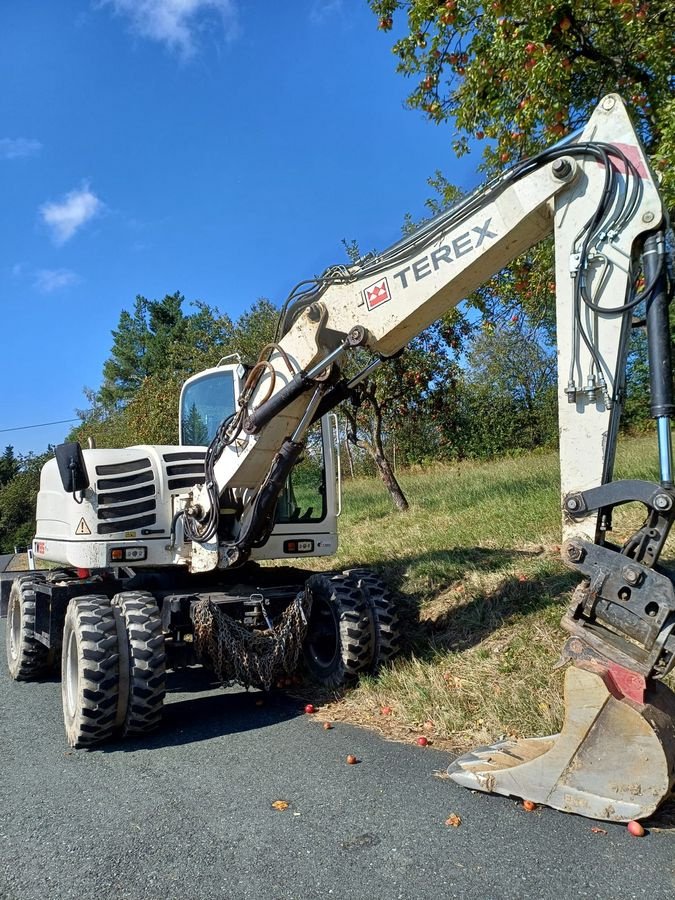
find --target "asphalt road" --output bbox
[1,618,674,900]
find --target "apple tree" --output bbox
[370,0,673,192]
[370,0,674,312]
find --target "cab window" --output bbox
[181,370,236,446]
[275,422,326,523]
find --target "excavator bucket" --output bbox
[448,662,675,822]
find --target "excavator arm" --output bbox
[179,95,675,821]
[184,94,668,571]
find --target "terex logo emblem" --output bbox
[393,218,497,289]
[363,277,391,311]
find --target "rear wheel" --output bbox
[343,569,401,670]
[303,573,374,688]
[112,591,166,736]
[5,577,49,681]
[61,596,120,748]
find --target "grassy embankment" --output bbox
[308,433,672,751]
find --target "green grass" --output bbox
[312,433,673,749]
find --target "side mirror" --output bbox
[55,442,90,494]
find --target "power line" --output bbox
[0,417,81,435]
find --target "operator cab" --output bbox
[179,358,340,558]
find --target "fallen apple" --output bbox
[323,721,333,730]
[346,754,358,765]
[416,736,429,747]
[304,704,316,714]
[381,706,393,716]
[627,820,645,837]
[522,800,536,811]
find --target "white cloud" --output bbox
[39,184,103,245]
[310,0,343,24]
[34,269,81,293]
[0,138,42,160]
[101,0,239,56]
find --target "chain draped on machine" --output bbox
[191,591,312,691]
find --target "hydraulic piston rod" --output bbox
[644,232,674,488]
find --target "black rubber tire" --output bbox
[61,595,120,748]
[5,577,49,681]
[112,591,166,736]
[302,573,374,688]
[343,569,401,670]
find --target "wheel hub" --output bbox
[64,629,79,720]
[8,597,21,661]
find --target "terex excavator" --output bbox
[4,94,675,822]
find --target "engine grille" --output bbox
[91,451,206,537]
[162,450,206,492]
[95,457,157,535]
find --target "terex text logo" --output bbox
[393,218,497,289]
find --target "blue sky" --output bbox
[1,0,477,456]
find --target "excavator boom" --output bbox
[187,94,666,572]
[180,95,675,821]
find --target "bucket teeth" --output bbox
[448,664,675,822]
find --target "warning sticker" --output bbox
[75,518,92,536]
[603,142,649,179]
[363,277,391,311]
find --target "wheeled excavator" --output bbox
[4,94,675,823]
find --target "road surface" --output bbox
[1,618,674,900]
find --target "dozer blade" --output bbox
[448,663,675,822]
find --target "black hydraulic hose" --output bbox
[232,438,306,553]
[243,371,314,435]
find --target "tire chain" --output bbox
[192,590,313,691]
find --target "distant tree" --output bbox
[74,296,279,450]
[341,322,465,508]
[459,322,557,457]
[165,300,235,375]
[97,296,152,408]
[231,298,279,365]
[98,292,188,409]
[0,451,49,552]
[621,328,652,432]
[0,445,19,487]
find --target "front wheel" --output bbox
[112,591,166,737]
[302,573,374,688]
[61,596,120,748]
[5,577,49,681]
